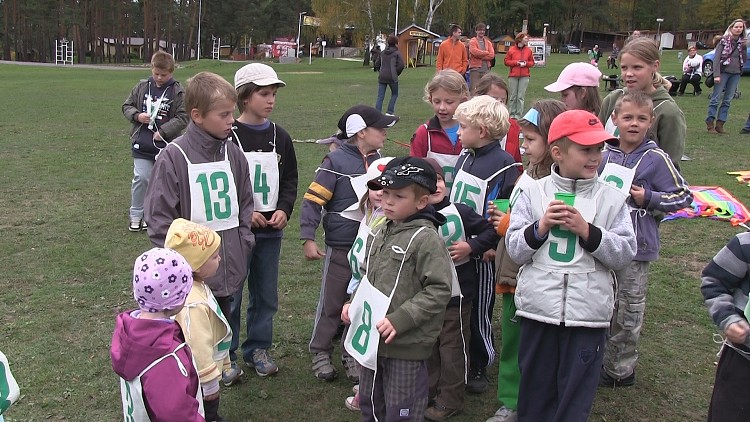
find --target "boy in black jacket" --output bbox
[374,35,405,115]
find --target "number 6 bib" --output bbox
[173,143,240,232]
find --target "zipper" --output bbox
[561,273,569,323]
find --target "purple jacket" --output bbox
[111,311,205,422]
[600,140,692,261]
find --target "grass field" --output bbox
[2,51,750,421]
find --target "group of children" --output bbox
[104,37,750,422]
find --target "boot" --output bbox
[707,120,717,133]
[716,120,726,134]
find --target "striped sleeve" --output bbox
[700,233,750,331]
[299,157,338,241]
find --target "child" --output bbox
[598,92,692,387]
[599,38,686,167]
[544,62,603,114]
[300,105,397,382]
[227,63,299,380]
[143,72,255,322]
[474,73,523,165]
[410,70,470,190]
[505,109,636,421]
[0,352,19,421]
[344,156,393,412]
[451,95,521,393]
[701,232,750,421]
[111,247,203,421]
[424,158,497,420]
[167,218,231,422]
[342,156,453,421]
[122,50,188,232]
[485,99,567,422]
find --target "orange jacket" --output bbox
[468,37,495,70]
[437,38,468,74]
[504,45,535,78]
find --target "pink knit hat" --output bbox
[133,248,193,312]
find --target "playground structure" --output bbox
[55,39,74,65]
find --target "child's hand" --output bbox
[251,212,268,229]
[267,210,288,230]
[376,318,398,344]
[538,201,570,236]
[448,241,472,262]
[303,240,326,260]
[136,112,151,124]
[341,303,351,325]
[629,185,646,207]
[152,131,163,141]
[482,249,496,262]
[487,202,506,229]
[725,320,750,344]
[559,206,590,240]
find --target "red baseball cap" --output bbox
[548,110,618,146]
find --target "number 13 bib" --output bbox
[174,143,239,231]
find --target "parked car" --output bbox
[560,44,581,54]
[695,40,711,50]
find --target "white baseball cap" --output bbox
[234,63,286,89]
[544,62,602,92]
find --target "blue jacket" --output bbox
[600,140,692,261]
[300,143,380,248]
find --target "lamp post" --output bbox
[656,18,664,53]
[196,0,202,60]
[394,0,399,35]
[543,23,549,60]
[297,11,307,58]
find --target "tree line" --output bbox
[1,0,748,63]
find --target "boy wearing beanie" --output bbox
[111,247,204,421]
[167,218,232,422]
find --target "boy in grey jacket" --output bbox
[122,51,188,232]
[342,156,452,421]
[506,110,636,421]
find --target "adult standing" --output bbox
[370,44,381,71]
[676,46,703,96]
[374,35,405,115]
[468,23,496,94]
[437,24,468,75]
[706,18,747,134]
[504,32,534,119]
[608,43,620,69]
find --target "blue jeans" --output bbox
[706,72,741,123]
[375,81,399,114]
[229,236,281,362]
[130,158,154,220]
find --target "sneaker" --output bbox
[486,406,518,422]
[342,355,360,383]
[345,394,360,411]
[599,369,636,388]
[680,154,692,161]
[250,349,279,377]
[128,219,142,232]
[740,128,750,134]
[221,361,244,386]
[312,352,337,381]
[466,367,488,394]
[425,404,460,421]
[141,220,148,230]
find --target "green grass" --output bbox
[1,51,749,421]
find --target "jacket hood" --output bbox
[603,139,657,158]
[403,204,447,228]
[649,86,674,103]
[383,46,398,55]
[110,311,183,381]
[148,76,176,89]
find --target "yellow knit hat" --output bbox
[165,218,221,271]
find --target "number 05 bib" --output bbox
[173,143,239,231]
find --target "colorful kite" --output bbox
[727,170,750,186]
[663,186,750,226]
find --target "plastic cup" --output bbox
[554,192,576,206]
[492,199,510,213]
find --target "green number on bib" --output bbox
[549,226,577,263]
[604,175,624,189]
[124,382,135,421]
[352,301,372,354]
[196,172,232,221]
[254,164,271,205]
[349,238,365,280]
[451,181,481,211]
[440,214,463,246]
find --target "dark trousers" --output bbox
[469,259,496,369]
[215,295,232,324]
[517,318,606,422]
[678,73,702,95]
[708,344,750,421]
[309,247,352,357]
[360,358,429,421]
[428,304,471,410]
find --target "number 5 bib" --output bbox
[173,143,240,231]
[344,227,427,370]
